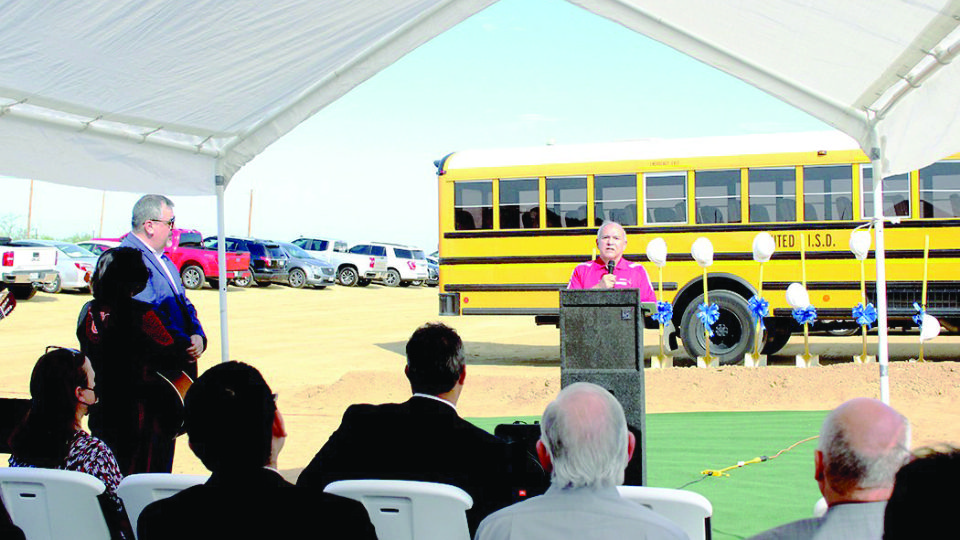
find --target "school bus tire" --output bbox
[761,320,793,355]
[679,290,755,365]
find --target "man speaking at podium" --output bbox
[567,221,656,301]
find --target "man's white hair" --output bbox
[540,382,629,489]
[596,220,625,242]
[818,398,912,494]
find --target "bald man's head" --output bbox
[816,397,911,503]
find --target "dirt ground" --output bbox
[2,284,958,479]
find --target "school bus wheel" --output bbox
[761,320,793,355]
[679,290,755,365]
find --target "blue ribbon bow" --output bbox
[912,301,925,328]
[747,295,769,329]
[697,302,720,336]
[792,305,818,326]
[853,302,878,328]
[653,301,673,325]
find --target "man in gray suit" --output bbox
[475,382,687,540]
[749,397,911,540]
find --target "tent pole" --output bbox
[216,175,229,363]
[868,127,890,404]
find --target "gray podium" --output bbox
[559,288,649,485]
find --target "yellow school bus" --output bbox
[435,131,960,363]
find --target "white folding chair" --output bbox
[324,479,473,540]
[117,473,208,538]
[617,485,713,540]
[0,467,110,540]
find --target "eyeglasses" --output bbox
[147,217,176,228]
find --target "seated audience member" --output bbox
[883,446,960,539]
[7,347,132,539]
[8,347,123,492]
[137,362,375,540]
[749,397,911,540]
[298,322,538,535]
[475,382,687,540]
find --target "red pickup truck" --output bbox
[167,229,250,289]
[92,230,251,290]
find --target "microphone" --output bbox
[606,260,616,275]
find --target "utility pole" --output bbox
[247,188,253,236]
[26,180,34,238]
[98,191,106,237]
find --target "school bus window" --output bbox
[918,161,960,218]
[803,165,853,221]
[546,176,587,228]
[749,167,796,222]
[500,178,539,229]
[644,173,686,224]
[695,169,741,224]
[595,174,638,226]
[454,181,493,230]
[861,166,910,218]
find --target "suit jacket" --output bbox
[297,396,532,535]
[120,233,205,352]
[137,467,376,540]
[747,501,887,540]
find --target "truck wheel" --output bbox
[41,275,62,294]
[679,290,755,365]
[9,285,37,301]
[180,265,204,290]
[337,267,358,287]
[288,268,307,289]
[383,269,401,287]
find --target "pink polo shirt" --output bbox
[567,257,656,301]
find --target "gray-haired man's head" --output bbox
[537,382,635,489]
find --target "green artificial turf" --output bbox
[470,410,828,539]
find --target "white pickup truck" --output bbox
[291,237,388,287]
[0,237,59,300]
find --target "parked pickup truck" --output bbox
[166,229,251,290]
[292,237,388,287]
[0,237,59,300]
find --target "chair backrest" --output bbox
[117,473,208,539]
[0,467,110,540]
[324,479,473,540]
[617,485,713,540]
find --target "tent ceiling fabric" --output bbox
[570,0,960,176]
[0,0,496,195]
[2,0,960,195]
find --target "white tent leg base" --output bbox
[744,353,767,367]
[795,354,820,368]
[853,354,877,364]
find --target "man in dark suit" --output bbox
[298,322,540,535]
[138,362,376,540]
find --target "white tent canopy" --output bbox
[4,0,960,400]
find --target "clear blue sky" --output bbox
[0,0,828,250]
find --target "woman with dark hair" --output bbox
[78,246,192,474]
[8,347,122,492]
